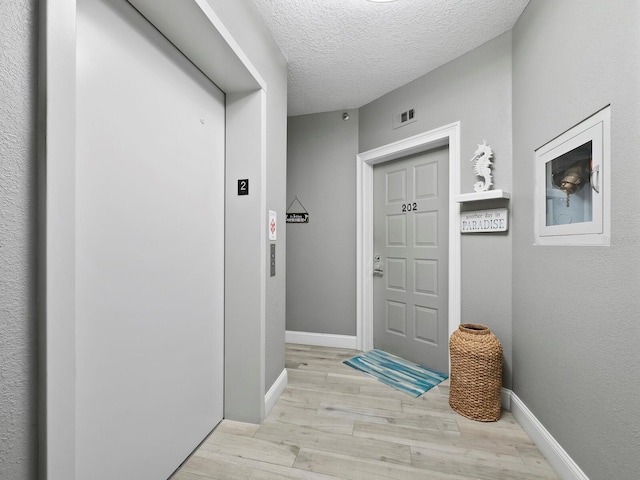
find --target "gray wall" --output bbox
[359,33,514,387]
[205,0,288,400]
[0,1,39,478]
[512,1,640,478]
[286,109,359,335]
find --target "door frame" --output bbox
[40,1,268,479]
[356,122,461,362]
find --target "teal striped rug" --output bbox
[344,349,447,397]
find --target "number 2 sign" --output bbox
[238,179,249,195]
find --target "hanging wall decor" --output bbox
[286,196,309,223]
[460,208,508,233]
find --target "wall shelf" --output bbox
[455,189,510,203]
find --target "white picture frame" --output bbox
[534,106,611,246]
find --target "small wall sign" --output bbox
[238,179,249,195]
[286,196,309,224]
[460,208,508,233]
[286,213,309,223]
[268,210,277,241]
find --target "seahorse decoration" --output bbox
[470,141,494,192]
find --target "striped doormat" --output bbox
[343,349,447,397]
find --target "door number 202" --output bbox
[401,202,417,212]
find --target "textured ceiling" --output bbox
[251,0,529,116]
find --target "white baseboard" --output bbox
[264,368,287,418]
[504,389,589,480]
[285,330,358,350]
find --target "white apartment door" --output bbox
[373,146,449,374]
[75,0,224,478]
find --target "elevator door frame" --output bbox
[40,2,268,479]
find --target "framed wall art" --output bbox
[534,106,611,246]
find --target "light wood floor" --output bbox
[172,344,558,479]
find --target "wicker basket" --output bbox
[449,323,503,422]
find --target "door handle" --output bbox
[373,267,384,276]
[591,165,600,193]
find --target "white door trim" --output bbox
[356,122,461,360]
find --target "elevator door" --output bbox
[75,0,225,478]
